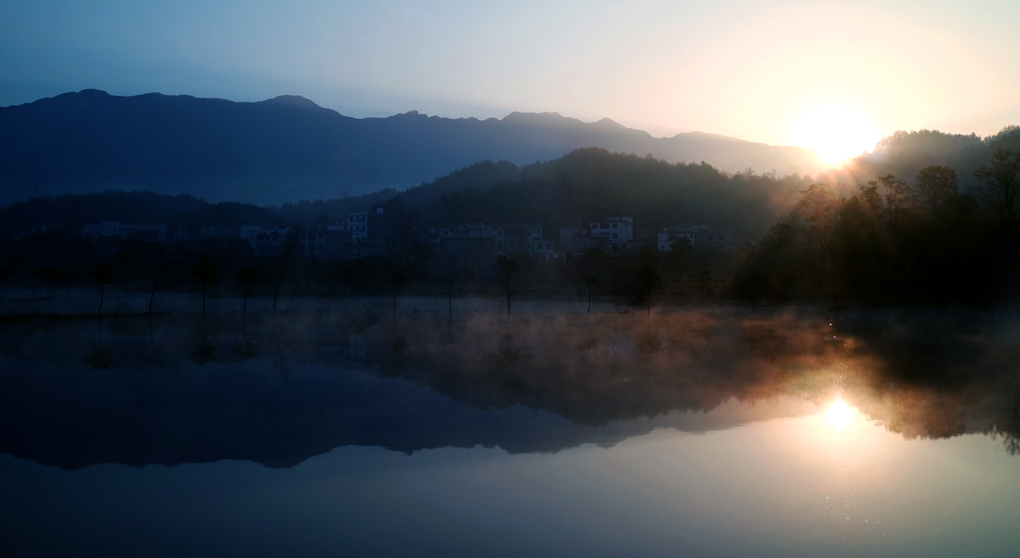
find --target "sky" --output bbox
[1,0,1018,155]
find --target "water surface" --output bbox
[1,304,1018,556]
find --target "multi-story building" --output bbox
[345,205,393,242]
[497,223,544,255]
[297,227,355,261]
[589,216,633,248]
[657,225,710,251]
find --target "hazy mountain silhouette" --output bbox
[844,126,1020,187]
[0,89,825,206]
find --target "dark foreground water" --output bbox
[1,302,1019,557]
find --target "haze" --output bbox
[2,0,1018,160]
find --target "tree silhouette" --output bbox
[148,258,176,316]
[391,270,408,316]
[495,255,519,313]
[192,255,218,315]
[88,263,115,317]
[581,272,600,314]
[234,268,261,321]
[914,165,958,217]
[635,247,662,315]
[973,148,1020,228]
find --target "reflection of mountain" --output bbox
[0,90,823,205]
[0,309,1016,469]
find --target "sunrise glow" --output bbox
[825,400,855,431]
[791,106,880,165]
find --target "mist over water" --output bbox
[2,300,1020,557]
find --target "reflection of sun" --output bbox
[826,400,854,431]
[791,106,879,165]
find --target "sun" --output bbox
[825,400,855,431]
[791,106,880,165]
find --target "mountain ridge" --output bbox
[0,89,826,206]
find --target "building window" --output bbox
[612,233,618,239]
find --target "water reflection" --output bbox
[0,306,1018,469]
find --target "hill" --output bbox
[0,89,825,206]
[843,126,1020,187]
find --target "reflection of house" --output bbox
[83,221,167,242]
[589,217,633,249]
[318,332,367,364]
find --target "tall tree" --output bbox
[973,148,1020,228]
[88,264,115,317]
[234,268,261,321]
[581,272,600,314]
[914,165,958,217]
[192,255,218,315]
[635,247,662,315]
[495,255,519,313]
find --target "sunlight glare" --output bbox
[791,106,879,165]
[825,400,855,431]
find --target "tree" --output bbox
[581,272,600,314]
[973,148,1020,228]
[635,247,662,315]
[234,268,261,320]
[148,259,176,315]
[391,270,408,315]
[735,270,769,309]
[192,255,218,315]
[666,237,693,296]
[495,255,519,313]
[89,263,115,317]
[914,166,958,217]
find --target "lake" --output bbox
[1,299,1018,556]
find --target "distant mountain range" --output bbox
[0,89,826,206]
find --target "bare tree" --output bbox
[495,255,519,313]
[234,268,261,320]
[89,264,115,317]
[581,272,600,314]
[192,255,218,315]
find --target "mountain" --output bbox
[0,89,825,206]
[842,126,1020,187]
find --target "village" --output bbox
[61,204,746,279]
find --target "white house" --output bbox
[589,216,633,248]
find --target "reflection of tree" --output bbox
[84,344,114,370]
[88,264,115,317]
[189,321,215,365]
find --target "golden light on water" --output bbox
[790,106,880,165]
[826,400,855,431]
